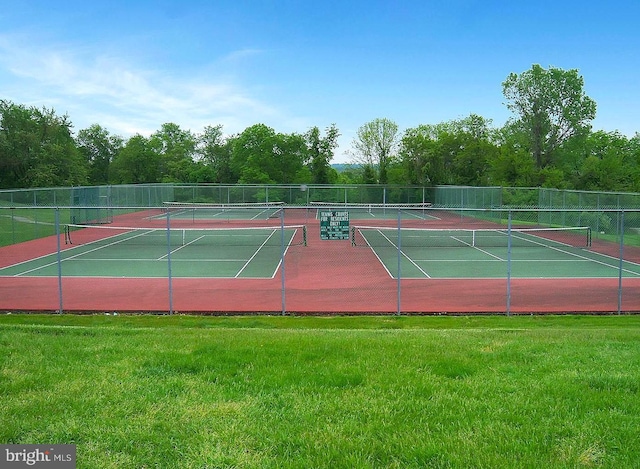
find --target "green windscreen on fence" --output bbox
[433,186,502,209]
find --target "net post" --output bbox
[280,208,286,315]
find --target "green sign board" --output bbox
[320,210,350,240]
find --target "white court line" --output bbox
[235,229,278,278]
[14,230,153,276]
[367,229,432,279]
[269,230,297,278]
[449,236,505,261]
[157,235,205,260]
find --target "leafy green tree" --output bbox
[350,118,399,184]
[76,124,123,185]
[231,124,277,183]
[630,134,640,191]
[452,139,496,186]
[305,124,340,184]
[399,124,445,185]
[0,100,87,188]
[447,114,497,186]
[335,166,362,184]
[276,132,311,184]
[575,131,634,191]
[231,124,308,184]
[488,123,538,187]
[197,124,235,183]
[400,115,498,186]
[150,123,197,182]
[502,64,597,169]
[0,100,38,188]
[186,161,216,183]
[110,134,161,184]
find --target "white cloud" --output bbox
[0,34,284,137]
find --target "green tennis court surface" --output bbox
[354,227,640,279]
[0,227,304,278]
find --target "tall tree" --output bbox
[0,100,38,188]
[400,115,498,186]
[110,134,161,184]
[231,124,278,183]
[399,124,447,185]
[197,124,234,183]
[76,124,123,185]
[449,115,498,186]
[0,100,87,188]
[231,124,308,184]
[574,131,634,191]
[150,123,197,182]
[489,122,538,187]
[305,124,340,184]
[350,118,399,184]
[502,64,597,168]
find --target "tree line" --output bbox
[1,64,639,192]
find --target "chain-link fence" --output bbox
[4,184,640,209]
[1,203,639,314]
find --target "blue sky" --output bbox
[1,0,638,163]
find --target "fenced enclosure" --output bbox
[1,184,640,314]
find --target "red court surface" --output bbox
[1,209,639,314]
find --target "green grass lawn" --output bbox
[1,314,640,468]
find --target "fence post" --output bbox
[618,211,624,314]
[506,210,512,316]
[397,208,402,315]
[55,208,64,313]
[166,210,174,315]
[281,208,286,315]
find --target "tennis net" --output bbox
[162,201,284,220]
[310,202,433,220]
[351,226,592,249]
[65,223,307,248]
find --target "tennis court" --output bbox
[1,203,639,314]
[352,226,640,279]
[0,225,306,278]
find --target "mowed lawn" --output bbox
[1,314,639,468]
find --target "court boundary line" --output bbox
[362,229,431,279]
[365,228,640,279]
[157,235,206,260]
[2,227,301,279]
[12,230,154,277]
[0,274,285,280]
[449,235,505,261]
[150,207,281,221]
[236,229,278,278]
[3,272,637,280]
[269,229,300,279]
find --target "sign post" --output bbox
[320,210,350,240]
